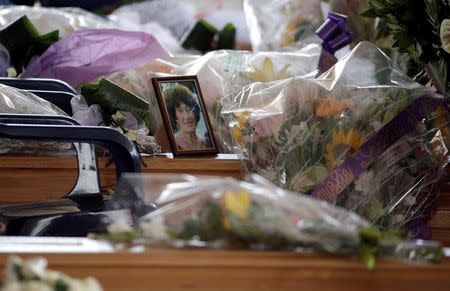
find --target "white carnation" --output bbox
[140,216,169,241]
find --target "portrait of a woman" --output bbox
[164,84,212,151]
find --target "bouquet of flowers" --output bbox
[2,256,103,291]
[108,173,444,269]
[363,0,450,95]
[221,41,450,231]
[96,47,321,153]
[172,46,321,152]
[244,0,323,51]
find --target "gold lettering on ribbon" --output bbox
[316,167,355,201]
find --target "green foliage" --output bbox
[81,79,152,129]
[175,200,293,248]
[176,201,225,241]
[53,279,69,291]
[181,19,236,52]
[35,30,60,55]
[0,16,59,73]
[358,226,443,269]
[365,0,450,92]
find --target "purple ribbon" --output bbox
[311,93,446,201]
[316,13,352,74]
[404,219,432,240]
[316,12,351,54]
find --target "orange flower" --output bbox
[309,96,354,118]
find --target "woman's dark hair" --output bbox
[164,85,200,131]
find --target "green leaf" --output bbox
[181,19,218,52]
[13,264,25,281]
[358,244,377,270]
[35,30,59,55]
[361,9,378,18]
[81,79,151,129]
[359,226,382,244]
[177,219,203,240]
[176,201,225,241]
[0,15,40,72]
[0,15,59,74]
[218,22,236,50]
[53,278,69,291]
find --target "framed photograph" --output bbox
[152,76,218,156]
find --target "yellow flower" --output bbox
[241,58,291,82]
[230,111,250,144]
[325,128,364,170]
[223,190,251,229]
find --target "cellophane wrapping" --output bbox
[172,47,322,152]
[110,173,443,264]
[109,46,320,152]
[244,0,322,52]
[0,6,112,37]
[221,41,450,230]
[0,84,70,154]
[114,172,368,252]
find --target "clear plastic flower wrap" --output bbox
[101,47,320,152]
[171,46,321,152]
[0,84,71,154]
[221,41,450,231]
[109,173,444,267]
[244,0,323,51]
[0,6,112,37]
[102,60,180,136]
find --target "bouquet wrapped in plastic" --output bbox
[221,42,450,231]
[171,46,321,152]
[108,173,443,268]
[99,48,321,152]
[244,0,322,51]
[0,84,70,154]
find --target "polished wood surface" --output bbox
[429,182,450,245]
[0,154,243,204]
[0,247,449,291]
[1,155,450,290]
[0,154,449,245]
